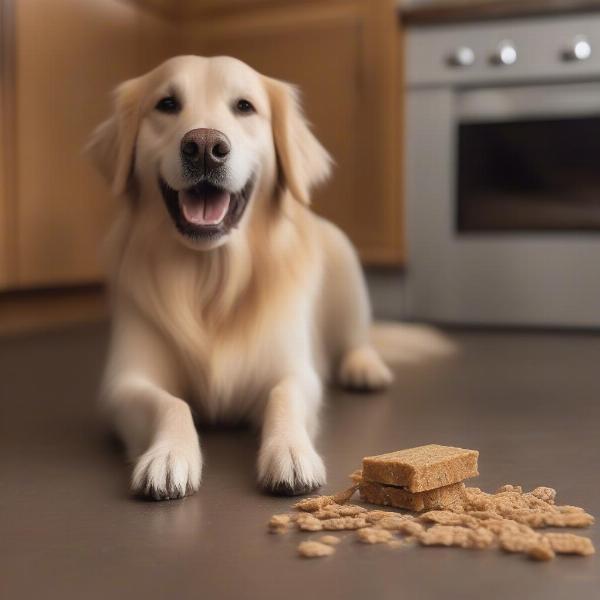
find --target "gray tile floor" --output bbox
[1,322,598,600]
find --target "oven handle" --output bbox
[457,81,600,123]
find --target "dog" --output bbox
[87,55,392,500]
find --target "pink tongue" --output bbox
[180,189,231,226]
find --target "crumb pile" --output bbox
[269,483,595,561]
[267,445,595,562]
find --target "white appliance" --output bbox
[405,13,600,326]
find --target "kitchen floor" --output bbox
[1,322,598,600]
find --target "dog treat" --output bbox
[362,445,479,492]
[320,535,341,546]
[271,447,596,563]
[357,527,394,544]
[360,480,466,512]
[298,540,335,558]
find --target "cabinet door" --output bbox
[13,0,145,287]
[179,0,403,264]
[0,0,16,288]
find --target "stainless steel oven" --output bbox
[405,13,600,326]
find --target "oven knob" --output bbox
[491,41,517,66]
[447,46,475,67]
[562,35,592,61]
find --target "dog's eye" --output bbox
[234,98,255,115]
[155,96,181,114]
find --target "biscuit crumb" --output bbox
[320,535,341,546]
[364,510,402,523]
[276,462,596,563]
[357,527,394,544]
[321,516,369,530]
[337,504,367,517]
[420,510,479,528]
[419,525,495,549]
[294,496,335,512]
[495,484,523,494]
[544,533,595,556]
[296,514,323,531]
[397,520,425,537]
[530,487,556,504]
[268,514,291,533]
[298,541,335,558]
[333,484,359,505]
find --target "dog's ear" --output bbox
[86,76,145,197]
[264,77,332,205]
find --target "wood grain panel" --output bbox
[0,0,17,288]
[14,0,144,287]
[179,0,403,264]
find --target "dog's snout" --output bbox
[180,128,231,171]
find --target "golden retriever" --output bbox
[88,55,392,500]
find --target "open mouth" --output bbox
[159,177,254,241]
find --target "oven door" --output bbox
[405,81,600,326]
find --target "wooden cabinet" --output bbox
[0,0,402,293]
[177,0,403,264]
[0,0,173,289]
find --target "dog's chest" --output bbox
[177,320,290,420]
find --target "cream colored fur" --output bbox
[88,56,391,500]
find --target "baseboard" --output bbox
[0,284,108,336]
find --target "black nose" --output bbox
[180,128,231,172]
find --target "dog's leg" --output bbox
[320,222,393,390]
[102,312,202,500]
[258,373,326,496]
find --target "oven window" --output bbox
[457,116,600,232]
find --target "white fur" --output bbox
[88,56,391,499]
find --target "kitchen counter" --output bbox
[401,0,600,25]
[1,322,599,599]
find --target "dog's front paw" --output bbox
[339,345,393,391]
[258,437,326,496]
[131,441,202,501]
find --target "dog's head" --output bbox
[87,56,331,250]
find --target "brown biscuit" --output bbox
[360,480,466,512]
[362,445,479,492]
